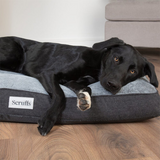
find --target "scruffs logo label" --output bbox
[8,96,34,109]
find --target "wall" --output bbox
[0,0,110,46]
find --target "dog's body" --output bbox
[0,36,158,135]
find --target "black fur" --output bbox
[0,36,158,135]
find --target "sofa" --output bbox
[105,0,160,48]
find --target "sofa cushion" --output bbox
[105,21,160,48]
[105,1,160,21]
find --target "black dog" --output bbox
[0,37,158,135]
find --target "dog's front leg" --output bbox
[36,73,65,136]
[64,81,92,111]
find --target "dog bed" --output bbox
[0,70,160,124]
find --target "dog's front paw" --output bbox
[77,91,91,111]
[37,117,55,136]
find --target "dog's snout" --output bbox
[107,81,120,90]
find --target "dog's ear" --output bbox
[92,37,125,51]
[143,59,159,87]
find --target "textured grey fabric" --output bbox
[0,70,75,97]
[0,70,157,97]
[90,77,157,96]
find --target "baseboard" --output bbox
[0,35,104,47]
[38,38,104,47]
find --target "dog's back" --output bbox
[0,37,94,80]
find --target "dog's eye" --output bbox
[114,57,119,62]
[130,70,135,74]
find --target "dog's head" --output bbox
[93,38,159,94]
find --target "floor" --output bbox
[0,48,160,160]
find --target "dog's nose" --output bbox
[107,81,120,90]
